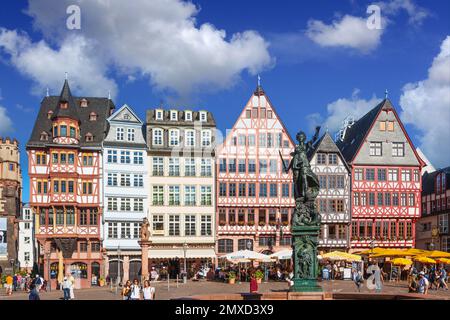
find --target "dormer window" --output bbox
[185,111,192,121]
[47,110,54,119]
[40,131,48,141]
[85,133,93,142]
[199,111,207,122]
[170,110,178,121]
[155,110,163,121]
[89,112,97,121]
[60,102,68,109]
[80,99,88,108]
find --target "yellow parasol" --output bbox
[391,258,412,266]
[437,258,450,264]
[414,256,436,264]
[370,248,429,258]
[427,251,450,259]
[58,250,64,284]
[322,251,362,262]
[357,247,387,255]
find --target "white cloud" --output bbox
[306,15,383,53]
[400,36,450,168]
[18,0,272,97]
[0,106,14,135]
[375,0,430,25]
[0,28,118,98]
[307,89,381,134]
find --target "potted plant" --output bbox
[229,221,236,226]
[219,220,226,226]
[282,221,289,226]
[247,221,255,226]
[238,221,245,226]
[259,221,266,227]
[228,271,236,284]
[254,270,264,284]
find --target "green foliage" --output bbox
[228,271,236,279]
[254,270,264,279]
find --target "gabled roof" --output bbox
[108,104,143,125]
[308,131,350,172]
[52,79,80,121]
[422,166,450,195]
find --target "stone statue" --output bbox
[140,217,151,241]
[294,236,317,279]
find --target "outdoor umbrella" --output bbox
[414,256,436,264]
[391,258,412,266]
[357,247,386,255]
[437,258,450,264]
[370,248,427,258]
[269,249,292,260]
[321,251,362,262]
[427,251,450,259]
[220,250,272,262]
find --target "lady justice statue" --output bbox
[280,126,322,292]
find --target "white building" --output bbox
[102,105,148,282]
[146,109,216,277]
[18,205,35,272]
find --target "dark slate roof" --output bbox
[27,81,115,149]
[146,109,216,127]
[336,99,394,163]
[52,79,80,120]
[308,132,350,172]
[422,167,450,196]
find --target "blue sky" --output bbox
[0,0,449,203]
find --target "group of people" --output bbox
[408,265,448,294]
[60,274,76,300]
[120,279,156,300]
[3,273,45,296]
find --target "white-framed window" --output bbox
[107,173,118,186]
[201,158,212,176]
[24,223,30,230]
[127,128,135,142]
[152,185,164,205]
[201,130,211,147]
[24,252,30,261]
[185,111,192,121]
[169,158,180,176]
[155,110,163,120]
[238,135,246,146]
[120,174,131,187]
[121,222,132,239]
[439,214,448,234]
[133,223,140,239]
[388,169,398,181]
[133,198,144,212]
[168,186,180,206]
[107,197,118,211]
[184,185,196,206]
[120,151,131,164]
[317,153,326,165]
[185,215,196,236]
[401,169,411,182]
[185,158,196,176]
[169,129,180,146]
[120,198,131,211]
[133,174,144,187]
[201,215,212,236]
[169,215,180,236]
[153,128,163,146]
[392,142,405,157]
[248,134,255,146]
[133,151,143,164]
[116,127,124,141]
[107,150,117,163]
[369,142,382,156]
[329,154,338,165]
[185,130,195,147]
[152,215,164,233]
[269,159,277,173]
[24,209,31,220]
[170,110,178,121]
[152,157,164,176]
[24,236,30,244]
[200,186,212,206]
[108,222,118,239]
[199,111,207,122]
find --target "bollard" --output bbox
[176,275,179,288]
[167,275,170,291]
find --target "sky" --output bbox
[0,0,449,203]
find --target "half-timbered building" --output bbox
[216,83,295,257]
[27,79,115,288]
[309,132,351,251]
[336,98,425,251]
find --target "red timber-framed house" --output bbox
[336,99,425,251]
[216,83,295,258]
[27,79,115,289]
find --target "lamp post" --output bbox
[116,244,121,295]
[46,252,51,292]
[182,241,188,284]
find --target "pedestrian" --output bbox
[5,274,13,295]
[121,280,132,300]
[438,266,448,290]
[408,275,418,293]
[130,278,142,300]
[68,274,75,299]
[33,274,42,292]
[352,268,363,292]
[28,284,40,300]
[13,274,18,291]
[62,277,72,300]
[150,267,159,282]
[249,272,258,293]
[373,264,383,293]
[418,271,429,295]
[142,280,155,300]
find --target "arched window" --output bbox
[89,112,97,121]
[70,262,88,279]
[80,98,88,107]
[169,129,179,146]
[91,262,100,279]
[40,131,48,141]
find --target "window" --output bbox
[259,133,266,147]
[361,193,367,206]
[121,223,132,239]
[66,208,75,225]
[169,215,180,236]
[401,169,411,182]
[259,236,275,247]
[200,158,212,176]
[259,160,267,174]
[155,110,163,120]
[336,175,345,189]
[269,159,277,173]
[328,176,336,189]
[201,186,212,205]
[55,208,64,225]
[238,159,246,173]
[153,129,163,146]
[53,180,59,193]
[116,128,124,141]
[168,186,180,206]
[169,158,180,176]
[267,133,273,147]
[384,193,391,206]
[328,154,337,165]
[107,198,118,211]
[120,198,131,211]
[185,215,196,236]
[228,159,236,173]
[377,193,383,206]
[228,209,236,224]
[392,142,405,157]
[185,130,195,147]
[185,185,196,205]
[319,199,327,212]
[270,183,278,197]
[246,109,251,118]
[414,170,420,182]
[68,153,75,165]
[120,151,131,164]
[353,193,360,206]
[82,154,93,166]
[355,169,363,181]
[248,159,256,173]
[268,110,273,119]
[184,158,196,176]
[36,153,47,165]
[153,157,164,176]
[61,179,67,193]
[369,193,375,206]
[388,169,398,181]
[152,215,164,233]
[378,169,386,181]
[439,214,448,234]
[408,193,415,207]
[170,110,178,121]
[401,193,407,206]
[393,193,399,206]
[127,128,135,141]
[218,239,233,253]
[152,186,164,205]
[319,175,327,189]
[248,183,256,197]
[133,152,143,165]
[387,121,394,131]
[107,150,117,163]
[248,135,255,146]
[199,111,207,122]
[133,198,144,212]
[379,121,386,131]
[169,129,180,146]
[317,153,326,165]
[185,111,192,121]
[229,183,236,197]
[219,159,227,172]
[238,239,253,251]
[369,142,382,156]
[60,153,67,164]
[238,135,246,146]
[219,183,227,197]
[60,125,67,137]
[133,175,143,187]
[366,168,375,181]
[282,184,290,197]
[259,183,267,197]
[108,223,118,239]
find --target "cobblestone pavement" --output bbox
[0,280,449,300]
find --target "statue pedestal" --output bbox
[291,225,322,292]
[138,240,151,281]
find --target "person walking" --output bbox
[28,284,40,300]
[438,266,448,290]
[121,280,132,300]
[62,277,72,300]
[352,268,363,292]
[418,271,429,295]
[130,278,142,300]
[13,274,18,291]
[5,274,13,295]
[373,264,383,293]
[249,273,258,293]
[68,274,75,299]
[142,280,155,300]
[408,275,418,293]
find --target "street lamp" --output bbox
[117,244,121,287]
[182,241,188,284]
[46,252,51,292]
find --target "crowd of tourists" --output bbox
[3,273,46,297]
[120,279,156,300]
